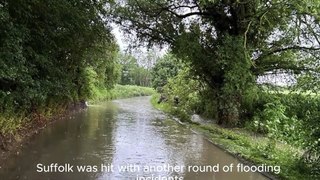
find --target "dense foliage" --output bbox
[152,58,320,176]
[0,0,118,135]
[151,53,181,92]
[113,0,320,125]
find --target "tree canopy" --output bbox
[0,0,118,116]
[113,0,320,125]
[151,53,181,92]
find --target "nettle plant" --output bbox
[255,101,305,146]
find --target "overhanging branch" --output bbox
[162,8,211,19]
[257,46,320,61]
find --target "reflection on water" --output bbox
[0,96,268,180]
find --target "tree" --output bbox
[151,53,181,92]
[113,0,320,126]
[0,0,117,115]
[118,53,152,86]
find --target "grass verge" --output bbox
[151,94,314,180]
[89,84,155,103]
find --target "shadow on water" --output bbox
[0,96,269,180]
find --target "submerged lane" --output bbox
[0,96,268,180]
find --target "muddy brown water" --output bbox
[0,96,269,180]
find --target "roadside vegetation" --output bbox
[89,84,155,104]
[151,93,316,180]
[0,0,155,150]
[0,0,117,148]
[150,54,319,179]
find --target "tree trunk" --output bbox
[217,90,241,127]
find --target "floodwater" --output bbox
[0,96,269,180]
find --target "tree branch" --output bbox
[162,8,212,19]
[257,46,320,61]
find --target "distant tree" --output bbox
[151,54,181,92]
[118,53,152,87]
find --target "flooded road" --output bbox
[0,96,268,180]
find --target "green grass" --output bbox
[192,124,308,180]
[89,84,155,103]
[266,89,318,97]
[151,94,315,180]
[0,114,24,135]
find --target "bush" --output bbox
[163,67,202,114]
[253,101,305,146]
[248,91,320,174]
